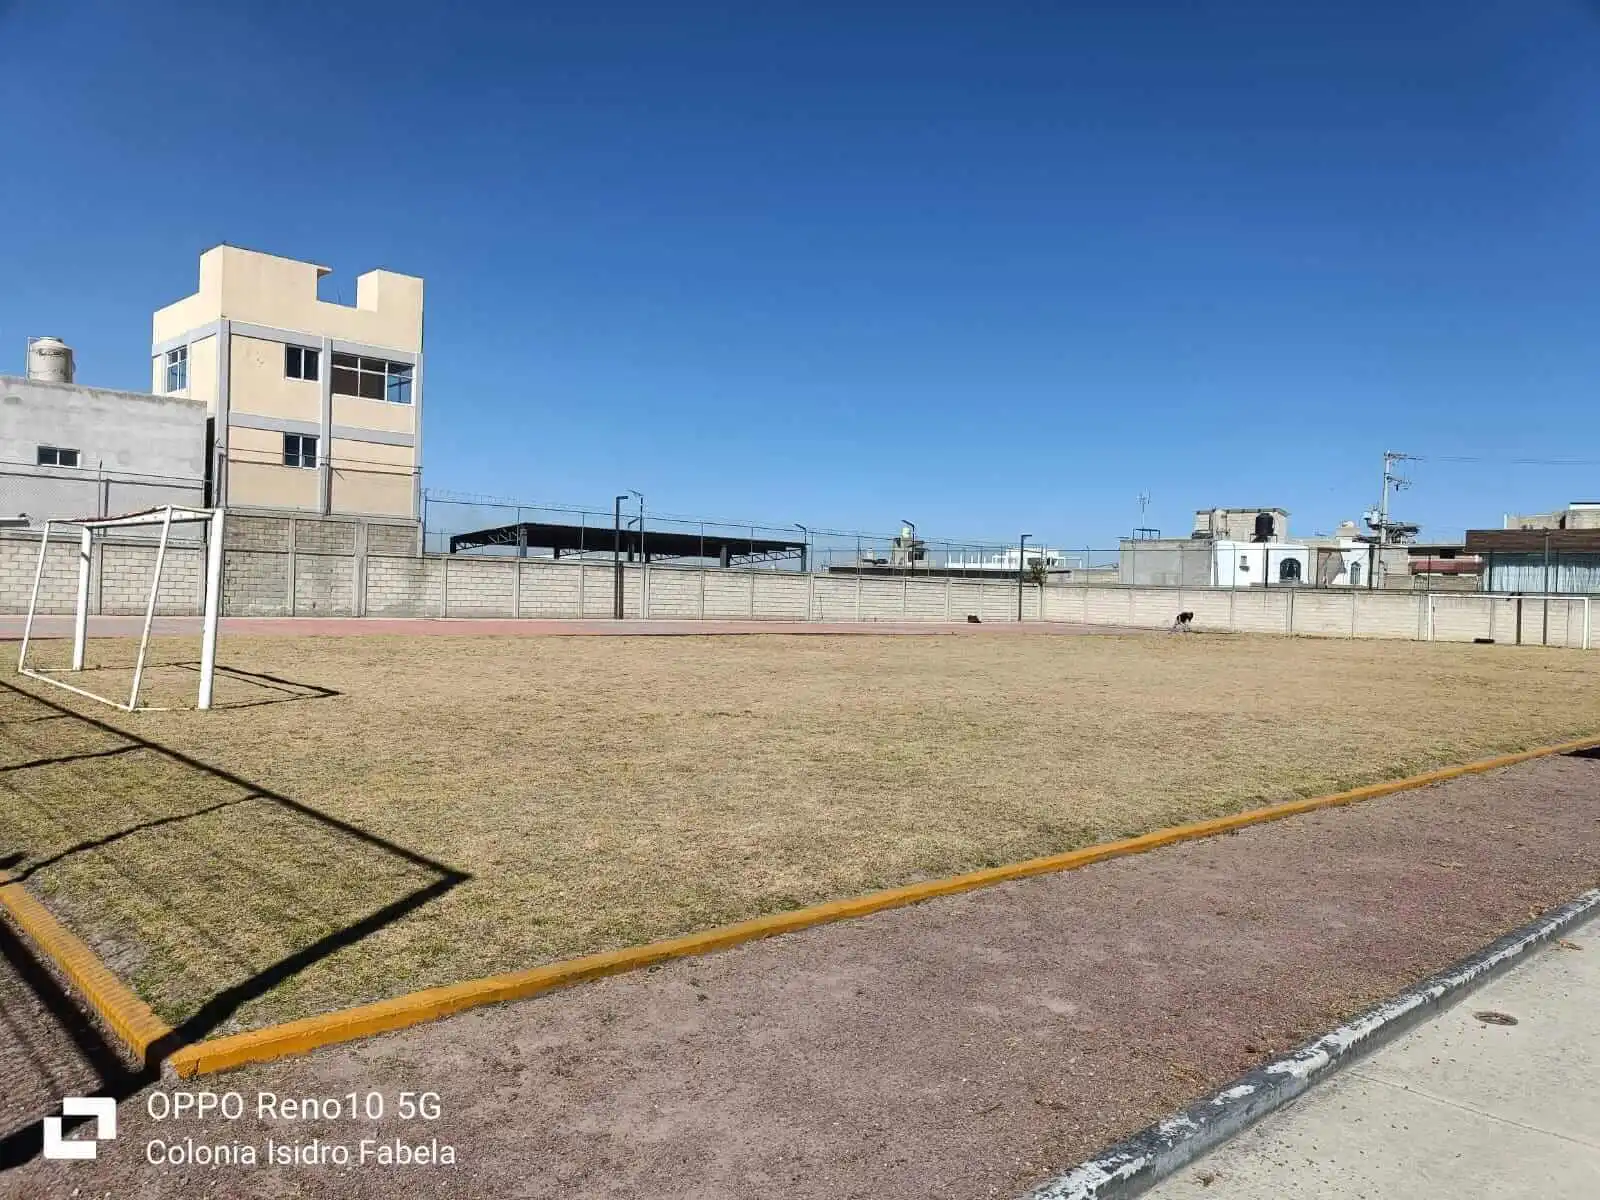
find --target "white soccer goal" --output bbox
[17,505,226,711]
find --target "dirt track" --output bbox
[0,615,1144,640]
[4,752,1598,1199]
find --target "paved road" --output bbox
[1148,917,1600,1200]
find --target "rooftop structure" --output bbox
[151,245,424,522]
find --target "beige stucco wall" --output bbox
[226,427,318,510]
[329,437,412,469]
[228,334,320,421]
[331,394,417,437]
[150,250,223,345]
[330,435,413,517]
[153,246,422,353]
[186,335,218,407]
[150,333,217,405]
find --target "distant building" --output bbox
[0,374,207,523]
[1467,502,1600,593]
[1122,507,1314,587]
[1192,507,1289,541]
[151,245,424,522]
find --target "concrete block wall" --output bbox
[0,537,78,614]
[441,557,515,616]
[293,554,356,616]
[366,555,443,617]
[223,551,290,617]
[100,542,203,615]
[0,515,1591,650]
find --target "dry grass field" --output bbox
[3,630,1599,1036]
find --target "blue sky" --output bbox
[4,1,1600,548]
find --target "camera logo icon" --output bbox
[43,1097,117,1160]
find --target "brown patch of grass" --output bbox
[3,632,1598,1032]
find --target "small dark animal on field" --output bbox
[1172,611,1195,632]
[967,614,982,623]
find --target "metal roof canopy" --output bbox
[1466,528,1600,554]
[448,520,806,565]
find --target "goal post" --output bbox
[17,505,226,711]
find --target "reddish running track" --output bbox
[0,615,1148,640]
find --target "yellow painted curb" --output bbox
[0,875,173,1066]
[165,731,1600,1078]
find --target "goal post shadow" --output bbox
[0,676,470,1158]
[16,506,226,712]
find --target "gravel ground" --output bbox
[4,752,1599,1200]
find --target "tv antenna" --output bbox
[1133,490,1159,540]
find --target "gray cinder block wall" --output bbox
[0,513,1588,649]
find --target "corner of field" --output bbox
[8,733,1600,1080]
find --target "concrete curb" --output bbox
[1022,887,1600,1200]
[0,875,173,1066]
[167,735,1600,1076]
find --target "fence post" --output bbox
[1350,589,1357,638]
[902,574,908,619]
[749,570,756,620]
[945,576,952,621]
[700,565,707,620]
[354,521,367,617]
[856,573,863,621]
[441,554,450,618]
[1228,586,1236,632]
[807,569,815,622]
[286,518,297,616]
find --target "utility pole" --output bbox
[613,494,629,618]
[1374,450,1413,589]
[1017,533,1032,621]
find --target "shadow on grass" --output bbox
[175,661,342,710]
[0,917,156,1171]
[0,678,467,1172]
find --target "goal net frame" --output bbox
[17,505,226,712]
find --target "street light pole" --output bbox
[1018,533,1032,621]
[613,494,629,619]
[626,491,644,618]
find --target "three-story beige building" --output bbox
[151,245,423,521]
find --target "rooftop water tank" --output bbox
[26,337,74,384]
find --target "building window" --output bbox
[1349,562,1362,587]
[36,446,79,468]
[165,346,188,391]
[331,353,412,404]
[1279,558,1302,583]
[283,433,319,469]
[285,345,320,381]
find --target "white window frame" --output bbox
[36,446,80,468]
[283,433,319,469]
[331,353,413,404]
[285,345,321,382]
[165,346,188,392]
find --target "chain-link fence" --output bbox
[0,460,207,539]
[421,492,1501,593]
[421,490,1116,582]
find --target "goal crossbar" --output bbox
[17,506,226,711]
